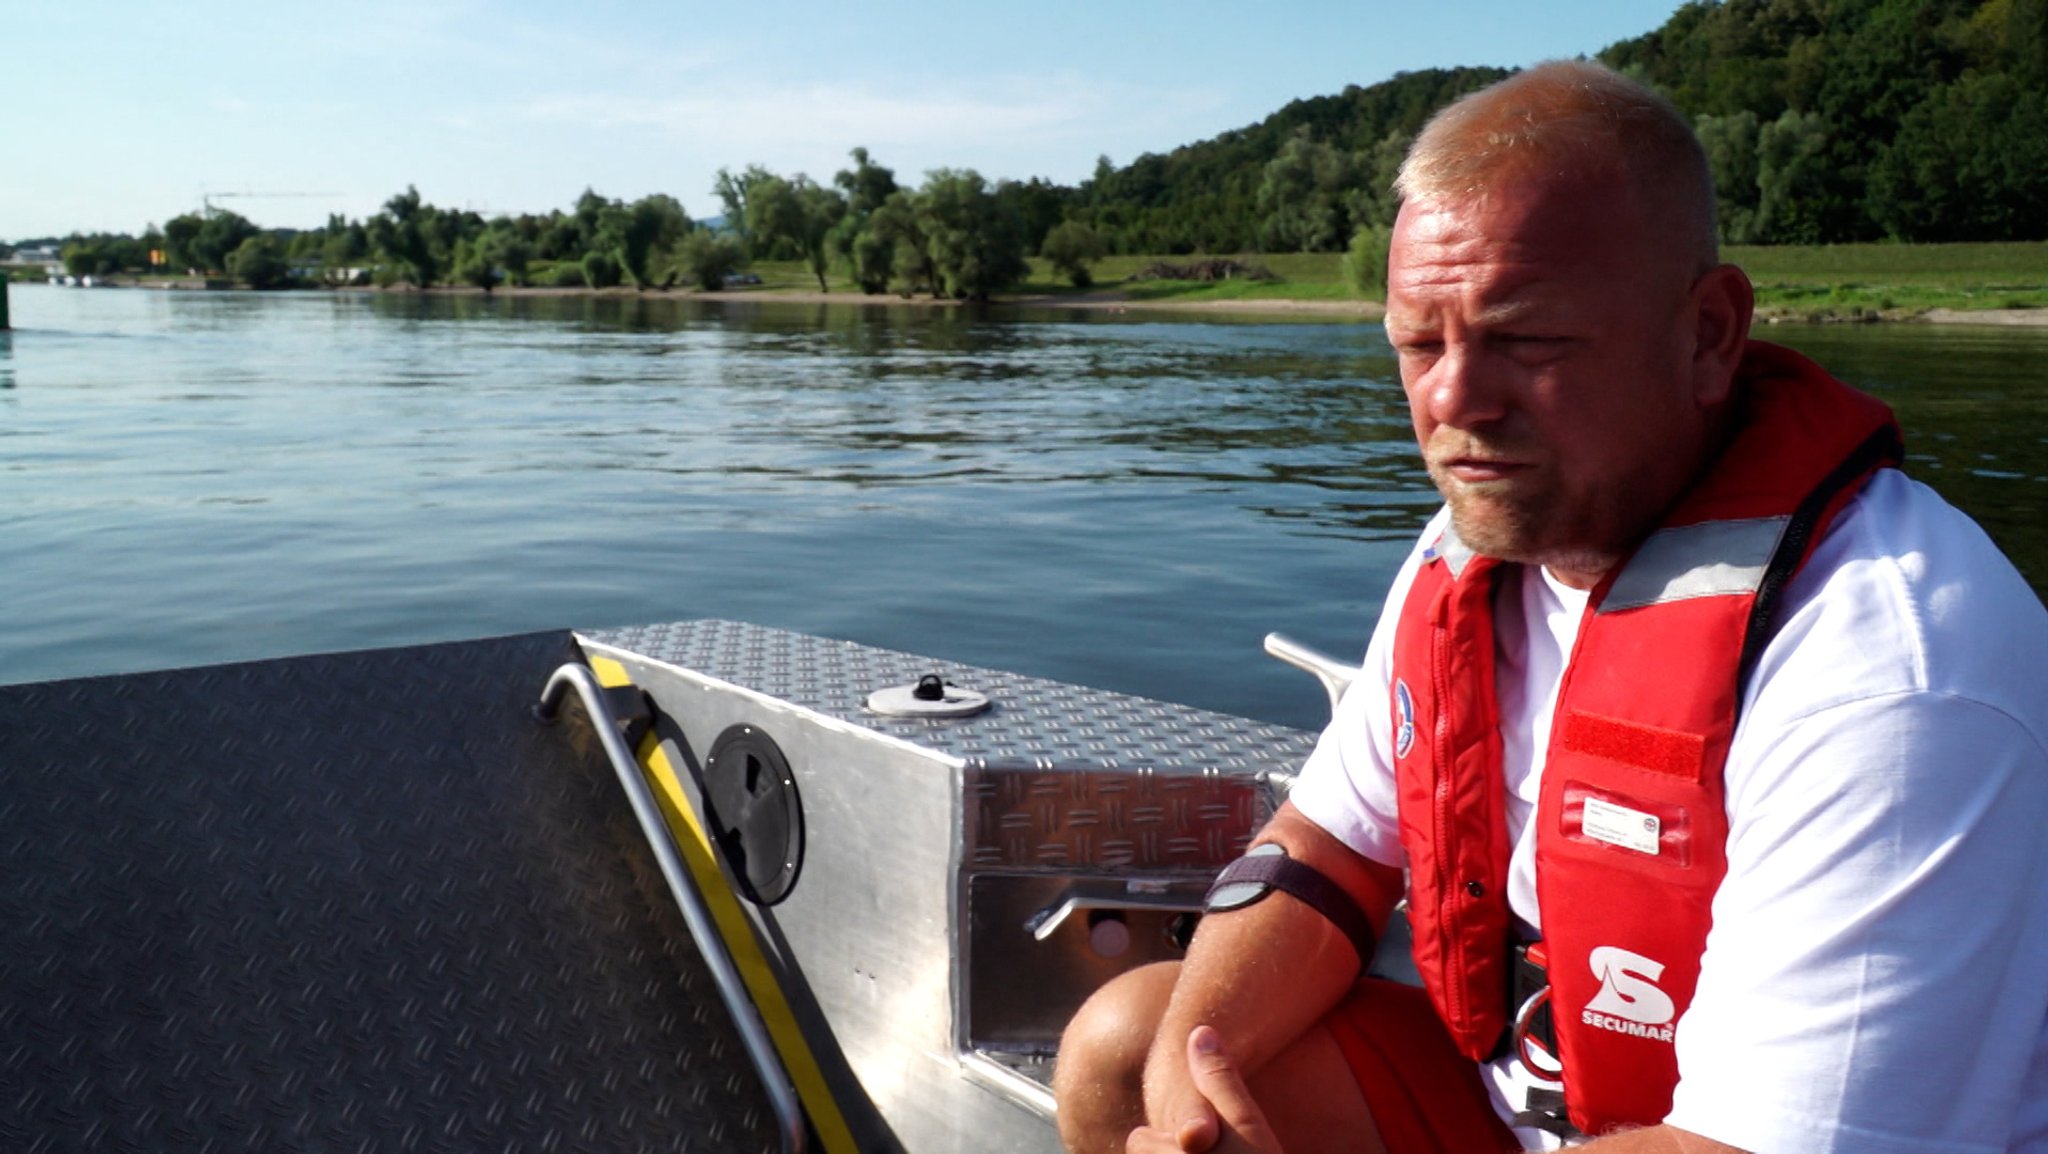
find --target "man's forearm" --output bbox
[1141,803,1403,1129]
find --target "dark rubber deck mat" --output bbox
[0,634,778,1154]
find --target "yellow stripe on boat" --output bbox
[587,654,860,1154]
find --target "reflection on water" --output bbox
[1763,322,2048,592]
[2,285,2042,731]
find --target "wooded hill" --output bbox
[1075,0,2047,250]
[1070,67,1510,254]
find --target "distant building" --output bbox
[4,245,64,276]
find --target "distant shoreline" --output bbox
[52,277,2048,327]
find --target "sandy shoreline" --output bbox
[426,282,1395,320]
[1917,306,2048,327]
[83,278,2048,326]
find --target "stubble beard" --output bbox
[1427,459,1629,581]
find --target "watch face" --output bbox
[1206,842,1286,911]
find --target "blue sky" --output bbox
[7,0,1689,241]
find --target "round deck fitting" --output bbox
[703,724,805,906]
[865,673,992,718]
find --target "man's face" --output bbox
[1383,177,1709,586]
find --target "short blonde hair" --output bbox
[1395,60,1718,271]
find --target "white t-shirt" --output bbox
[1291,470,2048,1153]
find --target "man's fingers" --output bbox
[1184,1027,1283,1153]
[1148,1078,1218,1152]
[1123,1124,1195,1154]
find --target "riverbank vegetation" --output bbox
[6,0,2042,316]
[699,242,2048,322]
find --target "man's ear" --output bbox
[1690,263,1754,407]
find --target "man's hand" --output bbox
[1126,1027,1284,1154]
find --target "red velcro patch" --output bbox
[1558,710,1706,780]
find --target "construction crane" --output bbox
[199,190,341,218]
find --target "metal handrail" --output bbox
[1262,631,1366,722]
[1024,881,1209,942]
[537,663,807,1154]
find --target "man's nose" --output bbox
[1414,344,1511,430]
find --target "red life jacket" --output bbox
[1388,341,1903,1135]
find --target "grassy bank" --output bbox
[89,241,2043,324]
[999,241,2048,320]
[1727,242,2048,318]
[1018,252,1356,304]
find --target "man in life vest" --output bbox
[1054,60,2048,1154]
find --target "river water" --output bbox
[3,284,2042,731]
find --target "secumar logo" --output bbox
[1582,946,1676,1043]
[1393,679,1415,758]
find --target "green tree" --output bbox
[162,214,206,273]
[1597,0,2048,241]
[1255,126,1364,252]
[1754,109,1832,244]
[840,211,899,295]
[914,169,1029,301]
[572,188,612,253]
[483,225,534,288]
[61,240,112,279]
[321,215,371,284]
[871,192,935,296]
[286,230,325,264]
[675,229,745,291]
[1868,71,2048,240]
[834,147,900,216]
[1039,220,1107,287]
[713,164,777,256]
[793,180,848,291]
[599,194,690,289]
[228,234,291,289]
[1353,128,1412,231]
[740,174,807,261]
[452,236,502,293]
[832,148,903,294]
[1696,111,1762,244]
[367,186,445,288]
[580,248,623,289]
[995,177,1072,254]
[163,211,258,275]
[1341,223,1391,298]
[1079,67,1504,254]
[745,174,847,290]
[536,210,585,261]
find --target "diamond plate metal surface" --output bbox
[584,621,1312,874]
[582,620,1317,775]
[962,765,1264,870]
[0,634,777,1154]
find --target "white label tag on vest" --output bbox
[1582,795,1661,856]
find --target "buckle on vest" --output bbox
[1510,1087,1582,1139]
[1502,941,1584,1138]
[1508,940,1561,1082]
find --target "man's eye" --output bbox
[1499,335,1572,362]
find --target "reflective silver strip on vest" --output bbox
[1438,520,1476,578]
[1599,516,1791,613]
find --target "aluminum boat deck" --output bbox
[0,621,1326,1152]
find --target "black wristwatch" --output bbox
[1204,843,1378,966]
